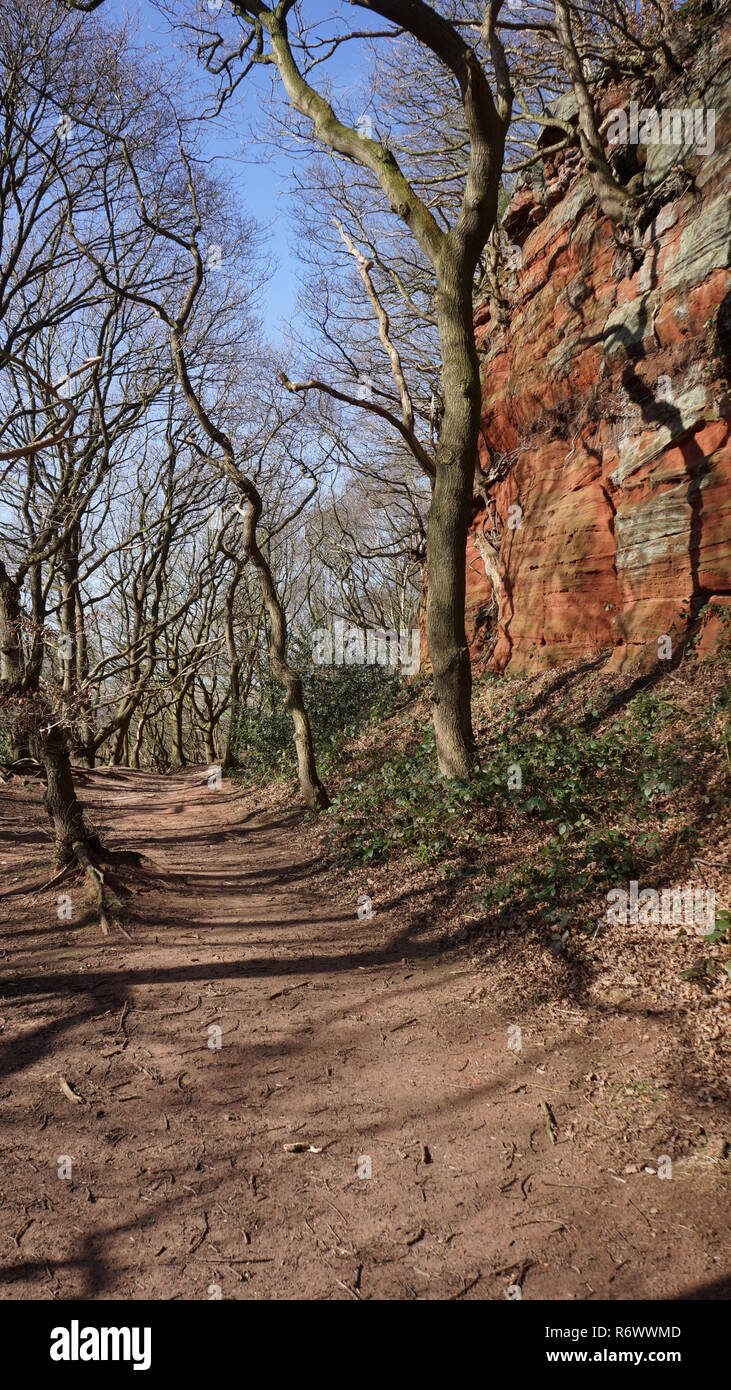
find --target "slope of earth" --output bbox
[0,765,728,1300]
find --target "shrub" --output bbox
[230,664,403,783]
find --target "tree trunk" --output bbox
[221,588,241,772]
[0,561,23,687]
[254,551,329,810]
[0,562,30,759]
[73,581,96,765]
[223,638,258,771]
[204,730,217,764]
[131,712,148,769]
[110,723,127,766]
[170,698,186,768]
[427,271,480,778]
[31,725,90,866]
[70,736,95,768]
[222,701,238,772]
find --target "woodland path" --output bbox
[0,768,727,1301]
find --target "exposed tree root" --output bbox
[72,839,132,940]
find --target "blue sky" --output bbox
[127,1,371,343]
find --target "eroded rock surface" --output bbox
[468,16,730,673]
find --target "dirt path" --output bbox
[0,769,728,1300]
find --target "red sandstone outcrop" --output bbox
[467,14,730,674]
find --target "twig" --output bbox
[37,862,77,893]
[12,1219,34,1247]
[540,1099,558,1144]
[195,1256,273,1263]
[335,1278,361,1300]
[449,1272,482,1299]
[59,1076,84,1105]
[187,1212,210,1255]
[267,982,309,1001]
[628,1197,653,1228]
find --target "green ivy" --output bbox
[329,690,689,869]
[230,665,404,783]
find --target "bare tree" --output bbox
[71,0,512,777]
[213,1,511,777]
[63,105,331,808]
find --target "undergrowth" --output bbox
[325,673,730,939]
[229,665,403,783]
[228,654,729,975]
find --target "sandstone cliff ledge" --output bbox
[467,11,730,674]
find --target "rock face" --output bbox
[467,14,731,674]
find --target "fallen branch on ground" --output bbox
[0,758,47,782]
